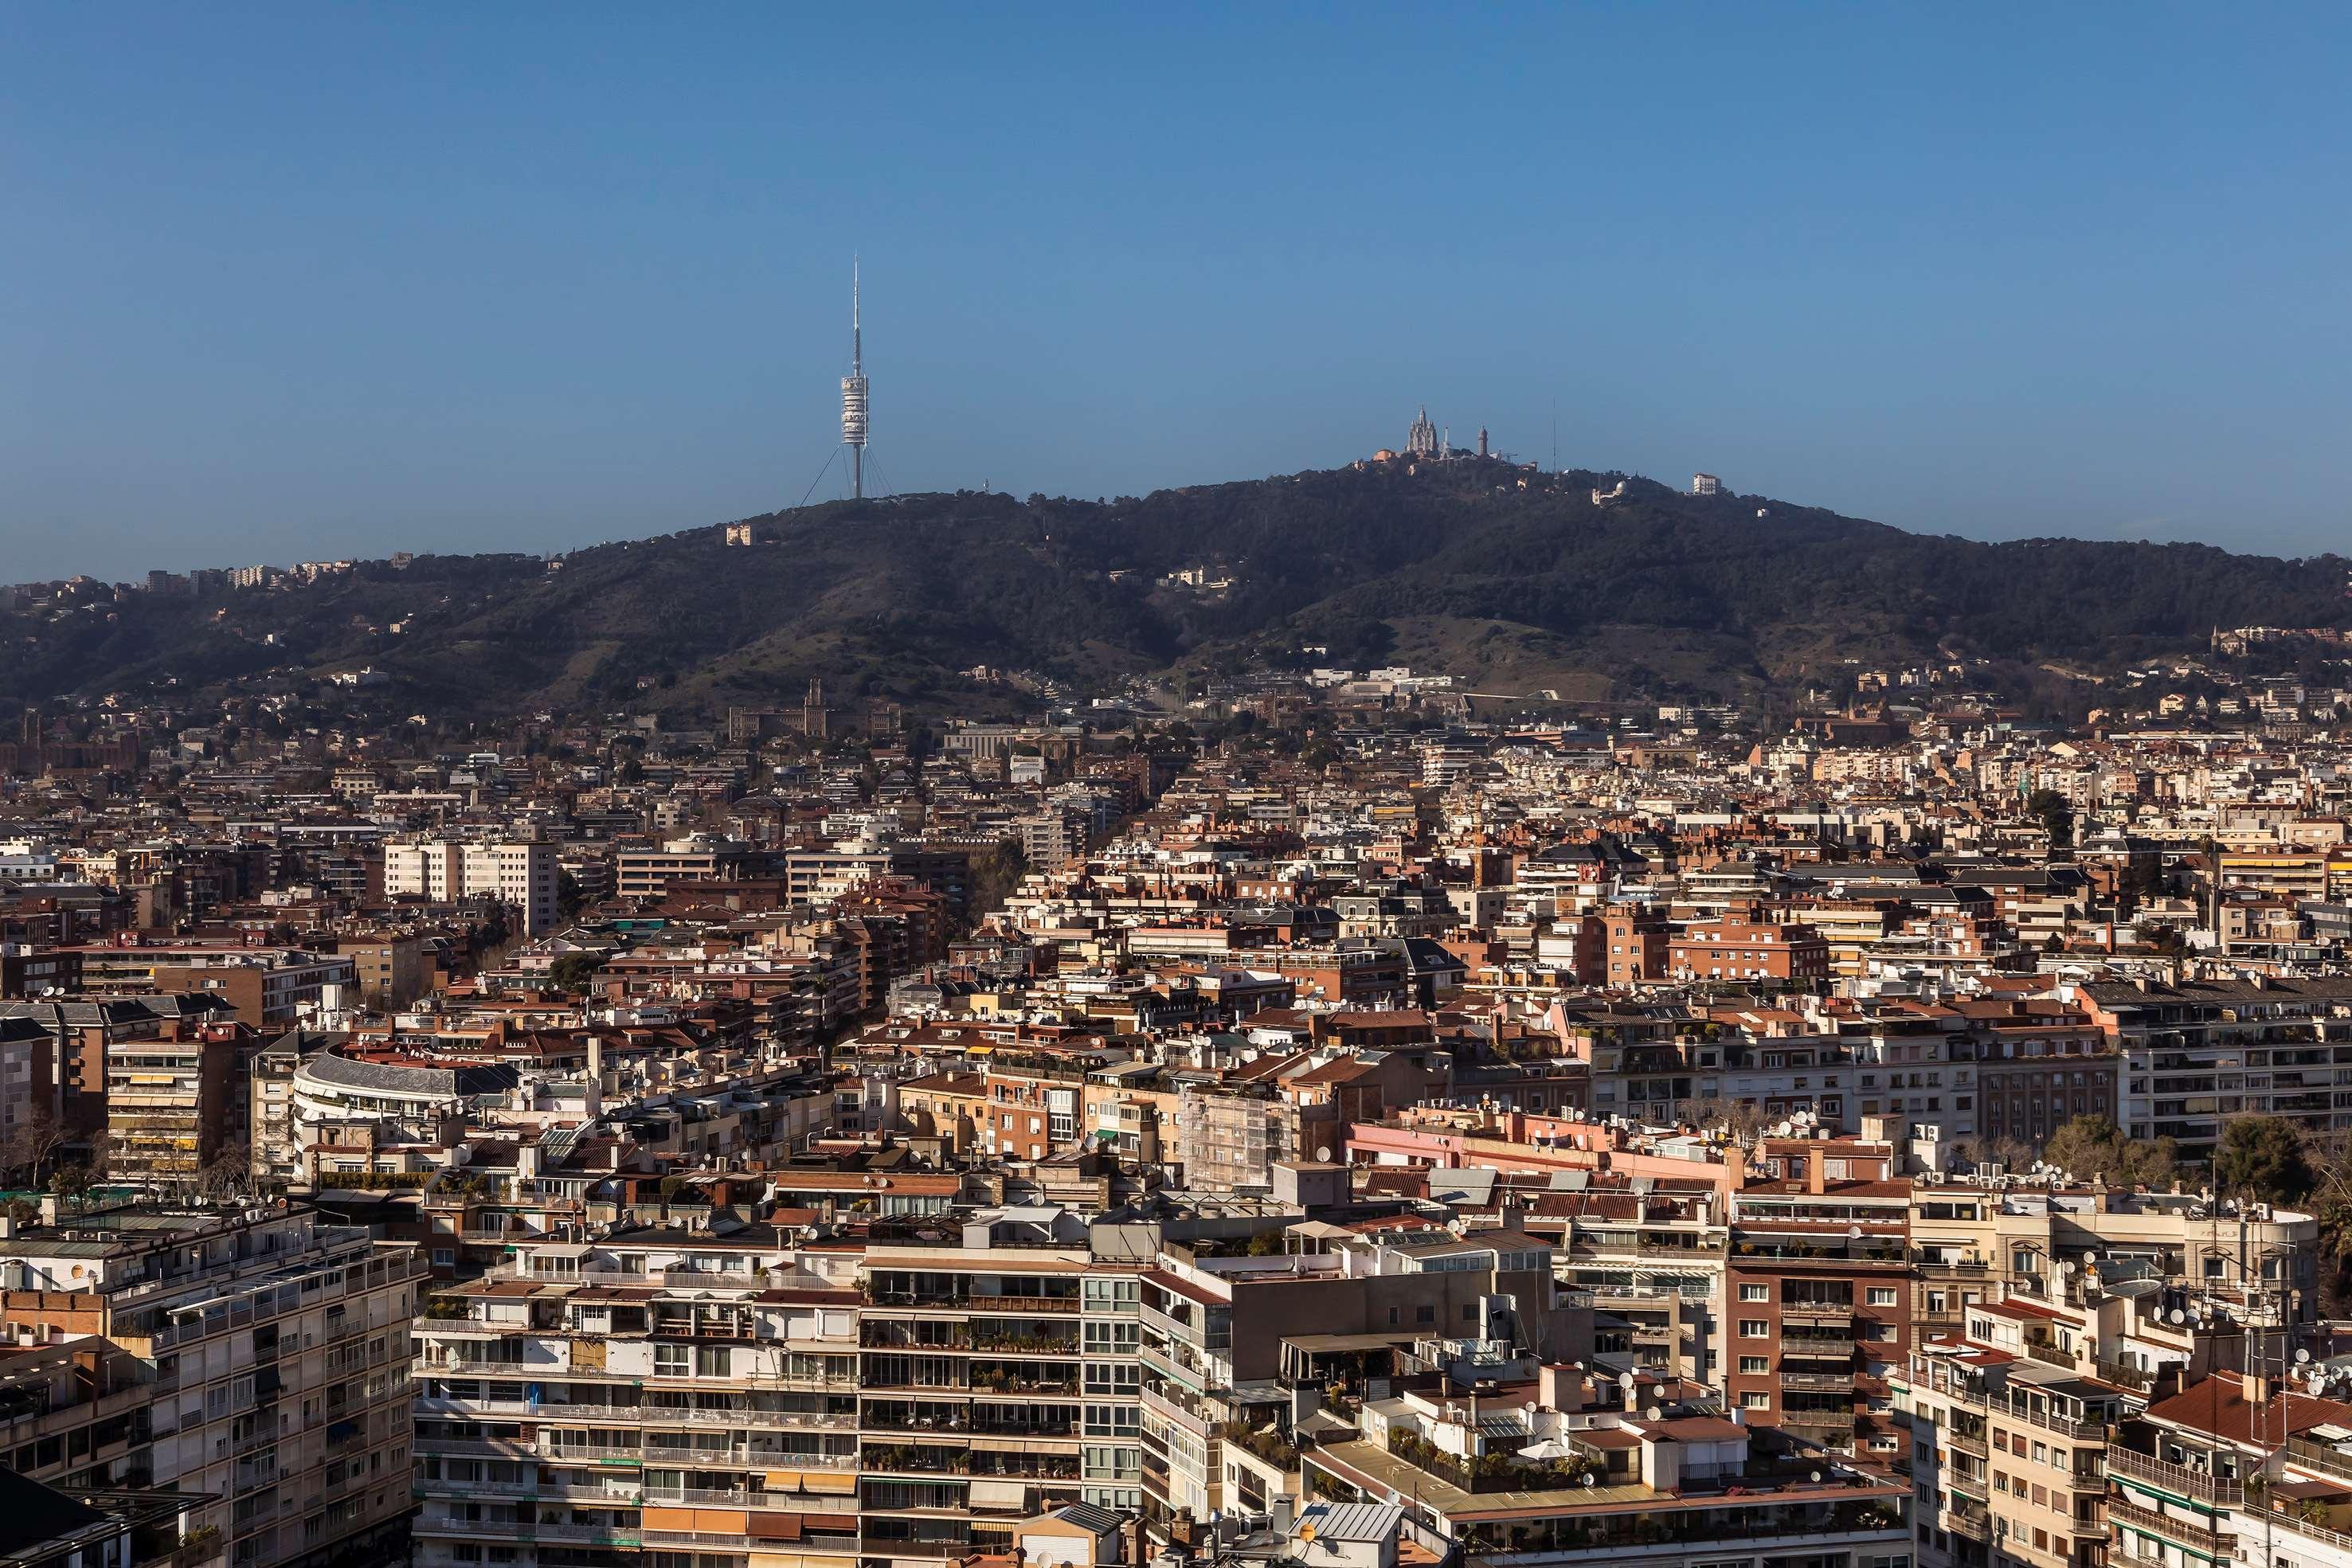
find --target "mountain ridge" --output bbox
[6,463,2345,720]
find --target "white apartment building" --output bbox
[384,839,558,936]
[413,1208,1146,1568]
[0,1204,425,1568]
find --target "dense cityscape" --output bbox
[6,552,2352,1568]
[9,9,2351,1568]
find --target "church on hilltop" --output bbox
[1406,405,1438,458]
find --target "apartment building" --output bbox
[1666,906,1833,986]
[781,844,972,921]
[413,1226,865,1568]
[2081,976,2352,1158]
[384,841,559,937]
[61,949,358,1030]
[1139,1228,1575,1531]
[1906,1176,2318,1357]
[1900,1332,2125,1568]
[0,1015,53,1145]
[2099,1375,2352,1568]
[1724,1153,1912,1465]
[1301,1360,1912,1568]
[321,936,433,1010]
[1539,1177,1728,1386]
[0,996,241,1136]
[859,1212,1148,1554]
[412,1206,1146,1568]
[103,1020,248,1184]
[0,1204,425,1568]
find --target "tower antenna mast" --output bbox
[841,257,869,499]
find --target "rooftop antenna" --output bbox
[841,256,869,499]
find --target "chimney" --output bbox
[1806,1153,1827,1197]
[1540,1363,1584,1412]
[2244,1368,2271,1406]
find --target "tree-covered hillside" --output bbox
[5,463,2344,718]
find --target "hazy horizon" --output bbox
[6,3,2350,580]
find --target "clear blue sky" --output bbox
[6,3,2350,580]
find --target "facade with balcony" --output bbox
[1725,1177,1912,1464]
[1894,1322,2125,1568]
[0,1204,421,1568]
[412,1209,1145,1568]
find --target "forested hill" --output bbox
[8,463,2346,718]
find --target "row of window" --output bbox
[1739,1283,1900,1306]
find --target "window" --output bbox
[1084,1320,1140,1355]
[1084,1361,1140,1395]
[695,1346,730,1378]
[1082,1277,1139,1313]
[1740,1356,1768,1374]
[1740,1320,1769,1338]
[653,1343,688,1377]
[1741,1391,1771,1409]
[1415,1305,1434,1326]
[1084,1405,1141,1438]
[1868,1287,1898,1308]
[1082,1445,1141,1481]
[1740,1284,1771,1302]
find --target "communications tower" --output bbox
[841,260,869,499]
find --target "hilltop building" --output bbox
[1405,408,1438,459]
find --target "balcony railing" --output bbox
[2107,1495,2233,1559]
[417,1519,642,1546]
[1780,1409,1857,1431]
[966,1295,1078,1315]
[2096,1359,2157,1391]
[2001,1404,2108,1442]
[1913,1251,1990,1273]
[1779,1303,1856,1323]
[1783,1372,1856,1393]
[2247,1503,2352,1555]
[644,1487,856,1510]
[2287,1437,2352,1484]
[2107,1447,2241,1505]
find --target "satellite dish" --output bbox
[2299,1349,2314,1364]
[2061,1261,2076,1277]
[2169,1308,2186,1324]
[1316,1146,1333,1163]
[1646,1405,1664,1421]
[1579,1473,1595,1488]
[1810,1470,1824,1484]
[2083,1251,2099,1266]
[1847,1226,1864,1240]
[1298,1525,1317,1544]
